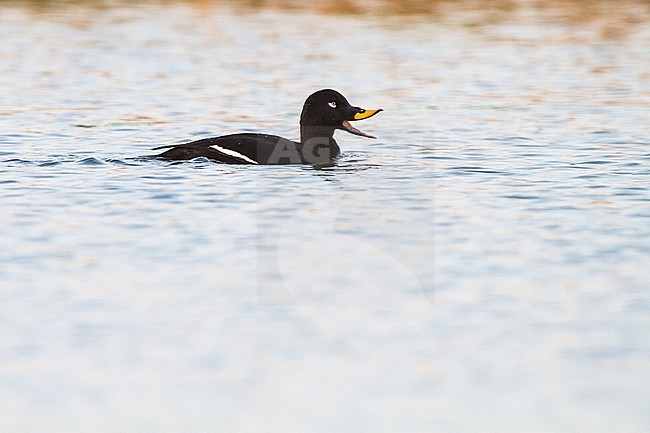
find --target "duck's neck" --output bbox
[300,125,335,144]
[299,126,340,161]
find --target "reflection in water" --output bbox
[0,1,649,432]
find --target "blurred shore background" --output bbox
[3,0,650,24]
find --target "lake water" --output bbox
[0,1,649,432]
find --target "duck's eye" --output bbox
[328,101,337,109]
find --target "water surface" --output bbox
[0,2,649,432]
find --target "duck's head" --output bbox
[300,89,382,143]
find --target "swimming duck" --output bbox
[152,89,382,165]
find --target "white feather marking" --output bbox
[210,144,258,164]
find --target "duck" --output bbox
[152,89,382,165]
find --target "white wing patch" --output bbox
[210,144,258,164]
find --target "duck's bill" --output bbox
[352,108,383,121]
[341,120,376,139]
[341,108,383,139]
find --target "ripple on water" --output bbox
[38,160,62,167]
[448,165,508,174]
[3,158,35,165]
[502,194,540,200]
[76,157,106,166]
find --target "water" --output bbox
[1,2,649,432]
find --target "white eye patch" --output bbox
[328,101,337,108]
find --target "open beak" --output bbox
[341,108,383,139]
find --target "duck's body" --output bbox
[154,133,340,165]
[152,89,381,165]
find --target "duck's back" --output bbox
[153,133,339,165]
[154,133,293,164]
